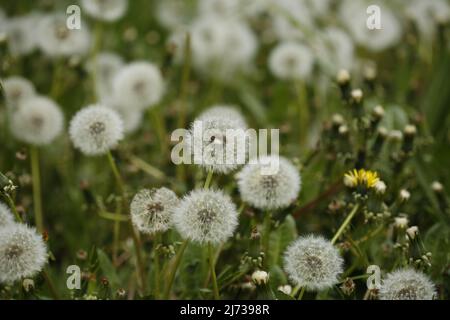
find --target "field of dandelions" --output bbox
[0,0,449,301]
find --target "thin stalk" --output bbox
[163,239,189,299]
[153,233,161,299]
[4,193,22,223]
[112,198,121,263]
[149,108,168,160]
[331,204,360,245]
[42,269,59,300]
[106,151,147,293]
[262,212,272,259]
[30,146,44,233]
[208,244,220,300]
[297,286,306,300]
[204,170,213,189]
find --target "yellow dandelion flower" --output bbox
[344,169,380,189]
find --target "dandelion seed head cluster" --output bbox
[284,235,344,291]
[0,203,15,228]
[379,268,436,300]
[130,187,179,235]
[11,96,64,146]
[2,76,36,110]
[69,104,124,156]
[81,0,128,22]
[0,224,48,284]
[173,189,238,245]
[112,61,165,111]
[237,156,301,210]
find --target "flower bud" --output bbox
[394,216,409,228]
[399,189,410,202]
[22,279,35,292]
[406,226,419,239]
[252,270,269,285]
[277,284,292,295]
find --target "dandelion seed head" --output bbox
[11,96,64,146]
[237,156,301,210]
[2,76,36,110]
[269,42,314,80]
[173,189,238,245]
[4,16,37,56]
[112,62,164,111]
[69,104,124,156]
[0,202,15,228]
[37,14,91,57]
[198,105,247,130]
[379,268,436,300]
[283,235,344,291]
[130,188,179,235]
[81,0,128,22]
[0,224,48,284]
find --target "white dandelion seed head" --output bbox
[156,0,193,30]
[237,155,301,210]
[0,224,48,284]
[0,202,15,228]
[5,15,37,56]
[81,0,128,22]
[269,42,314,81]
[37,14,91,57]
[270,0,313,41]
[69,104,124,156]
[86,52,124,102]
[339,1,402,52]
[2,76,36,110]
[188,110,249,174]
[198,0,240,18]
[379,268,436,300]
[173,189,239,245]
[106,102,143,134]
[112,61,165,111]
[406,0,450,40]
[198,105,247,130]
[283,235,344,291]
[130,188,179,235]
[10,96,64,146]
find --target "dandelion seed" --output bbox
[112,61,164,111]
[269,42,314,81]
[81,0,128,22]
[237,156,301,210]
[2,76,36,110]
[130,188,179,235]
[0,224,48,284]
[173,189,238,245]
[379,268,436,300]
[10,96,64,146]
[283,235,344,291]
[0,202,15,228]
[69,104,124,156]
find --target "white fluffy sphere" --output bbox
[0,224,48,284]
[81,0,128,22]
[112,62,165,111]
[173,189,239,245]
[69,104,124,156]
[10,96,64,146]
[2,76,36,110]
[236,155,301,210]
[379,268,436,300]
[284,235,344,291]
[130,188,179,235]
[269,42,314,81]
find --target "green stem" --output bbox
[297,286,306,300]
[149,108,168,160]
[163,239,189,299]
[153,233,161,299]
[208,243,220,300]
[4,193,22,223]
[204,170,213,189]
[331,204,360,245]
[42,269,59,300]
[30,146,44,233]
[262,212,272,261]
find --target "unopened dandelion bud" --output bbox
[399,189,411,202]
[351,89,363,104]
[116,288,127,299]
[340,278,355,296]
[22,279,35,292]
[336,69,351,100]
[363,65,377,81]
[394,216,409,228]
[252,270,269,285]
[372,105,385,119]
[431,181,443,193]
[277,284,292,295]
[338,125,349,136]
[402,124,417,153]
[404,124,417,137]
[388,130,403,142]
[331,114,345,127]
[374,180,387,195]
[406,226,419,239]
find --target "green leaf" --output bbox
[268,215,298,266]
[96,249,120,287]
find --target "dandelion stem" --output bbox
[331,204,360,245]
[149,107,168,161]
[42,269,59,300]
[262,211,272,262]
[163,239,189,299]
[297,286,306,300]
[208,243,220,300]
[4,193,22,223]
[204,170,213,189]
[30,146,44,233]
[106,151,147,294]
[153,233,161,299]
